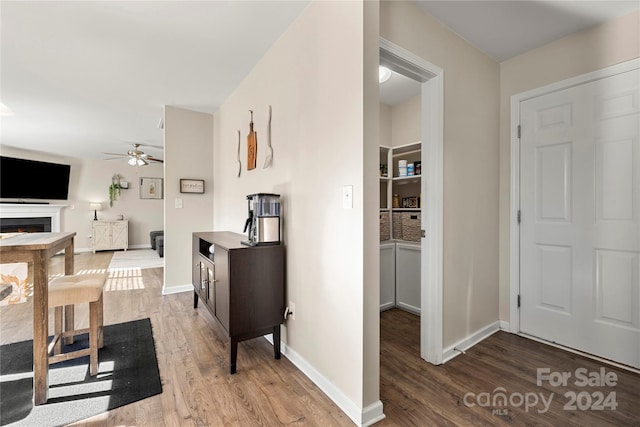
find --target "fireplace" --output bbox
[0,217,52,233]
[0,204,64,233]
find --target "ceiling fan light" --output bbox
[127,157,138,166]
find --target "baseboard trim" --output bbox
[129,244,153,250]
[264,335,385,426]
[396,302,420,316]
[162,284,192,295]
[379,302,395,311]
[361,401,385,427]
[499,320,510,331]
[75,244,152,254]
[442,321,501,363]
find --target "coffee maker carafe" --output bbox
[242,193,281,246]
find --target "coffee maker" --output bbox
[242,193,281,246]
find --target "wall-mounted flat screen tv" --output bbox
[0,156,71,200]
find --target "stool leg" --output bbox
[54,306,63,355]
[89,300,99,376]
[97,293,104,349]
[63,305,74,345]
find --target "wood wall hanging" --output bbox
[247,110,257,170]
[237,130,241,177]
[263,105,273,169]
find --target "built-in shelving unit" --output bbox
[379,142,422,314]
[380,141,422,240]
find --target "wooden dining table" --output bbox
[0,231,76,405]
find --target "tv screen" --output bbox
[0,156,71,200]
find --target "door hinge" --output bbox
[517,125,521,139]
[517,294,521,308]
[517,210,521,225]
[421,229,426,238]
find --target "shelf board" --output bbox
[391,142,421,156]
[392,175,421,184]
[379,239,421,246]
[392,208,421,212]
[392,149,420,157]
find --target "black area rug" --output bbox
[0,318,162,426]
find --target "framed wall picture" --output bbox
[140,177,163,199]
[180,179,205,194]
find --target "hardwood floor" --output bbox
[1,251,639,426]
[378,309,640,426]
[1,251,351,427]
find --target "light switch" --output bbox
[175,198,183,209]
[342,185,353,209]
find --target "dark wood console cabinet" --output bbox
[192,231,285,374]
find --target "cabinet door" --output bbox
[92,222,110,251]
[206,264,215,311]
[199,262,208,294]
[192,259,202,289]
[380,243,395,311]
[395,243,421,315]
[214,248,230,333]
[111,222,128,250]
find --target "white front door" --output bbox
[520,67,640,368]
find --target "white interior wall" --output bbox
[212,1,380,423]
[381,0,501,349]
[379,103,392,146]
[362,0,380,413]
[163,106,214,293]
[391,95,420,147]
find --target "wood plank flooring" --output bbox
[378,308,640,426]
[1,251,638,426]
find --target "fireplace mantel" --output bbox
[0,204,66,232]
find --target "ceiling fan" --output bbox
[103,143,164,166]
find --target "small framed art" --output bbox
[180,179,205,194]
[140,177,163,199]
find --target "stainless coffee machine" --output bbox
[242,193,281,246]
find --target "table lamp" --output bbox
[89,203,102,221]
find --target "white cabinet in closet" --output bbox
[380,242,396,311]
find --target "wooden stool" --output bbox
[47,273,106,376]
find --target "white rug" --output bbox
[108,249,164,271]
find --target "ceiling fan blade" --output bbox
[103,156,126,160]
[102,152,127,156]
[148,156,164,163]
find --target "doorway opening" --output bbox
[379,38,444,364]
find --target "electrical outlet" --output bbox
[289,301,296,320]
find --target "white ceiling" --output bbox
[0,1,310,160]
[381,0,639,106]
[415,0,639,62]
[2,1,638,160]
[380,70,422,106]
